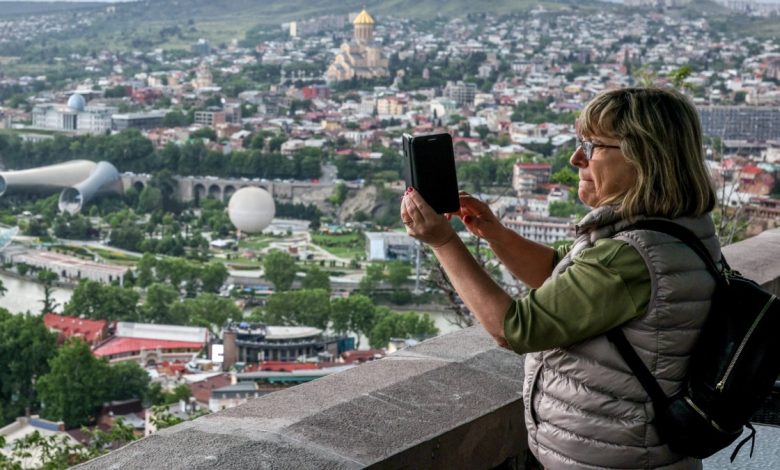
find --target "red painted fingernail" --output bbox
[463,216,472,224]
[409,187,414,193]
[405,187,412,194]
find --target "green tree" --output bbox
[1,417,138,468]
[330,294,376,348]
[669,64,694,92]
[38,269,59,314]
[262,250,298,291]
[368,309,439,349]
[37,338,111,428]
[149,170,179,213]
[107,361,150,402]
[140,283,182,324]
[25,218,47,237]
[548,201,588,219]
[200,262,229,293]
[147,383,191,407]
[162,110,189,127]
[136,253,157,287]
[301,265,330,292]
[136,186,163,213]
[386,261,411,290]
[0,310,58,425]
[550,166,579,187]
[63,280,140,321]
[359,263,385,294]
[329,182,348,205]
[262,289,330,329]
[109,222,145,252]
[170,294,239,334]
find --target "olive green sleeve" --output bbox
[551,242,572,269]
[503,239,651,354]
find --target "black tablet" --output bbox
[402,133,460,214]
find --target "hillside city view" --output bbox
[0,0,779,467]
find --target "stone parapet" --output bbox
[75,327,528,469]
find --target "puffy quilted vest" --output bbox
[524,210,720,469]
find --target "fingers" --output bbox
[406,188,438,220]
[403,196,425,225]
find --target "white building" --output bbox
[503,214,575,245]
[3,248,128,285]
[31,94,116,134]
[518,194,550,218]
[364,232,416,261]
[0,416,77,467]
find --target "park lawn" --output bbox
[238,236,274,252]
[88,247,141,264]
[316,245,364,259]
[223,258,262,269]
[310,232,364,259]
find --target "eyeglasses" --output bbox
[576,137,621,161]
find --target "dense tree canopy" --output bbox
[36,339,110,428]
[262,250,298,291]
[260,289,330,330]
[37,339,151,429]
[368,309,438,349]
[0,131,322,180]
[0,310,57,426]
[301,265,330,292]
[330,294,377,348]
[63,280,140,321]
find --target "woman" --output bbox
[400,87,719,469]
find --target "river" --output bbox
[0,271,464,347]
[0,272,73,315]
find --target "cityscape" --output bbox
[0,0,779,468]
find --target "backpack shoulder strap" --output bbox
[623,219,726,286]
[608,219,723,408]
[606,328,671,407]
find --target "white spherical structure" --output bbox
[228,187,275,234]
[67,93,86,112]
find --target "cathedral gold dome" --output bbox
[353,9,375,25]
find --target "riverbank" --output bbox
[0,271,73,315]
[0,267,78,289]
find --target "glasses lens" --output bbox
[583,141,592,160]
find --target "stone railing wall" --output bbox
[76,228,780,469]
[77,327,529,469]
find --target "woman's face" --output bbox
[570,133,637,208]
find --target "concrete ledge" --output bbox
[722,228,780,295]
[75,327,527,469]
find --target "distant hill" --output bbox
[0,1,104,17]
[110,0,579,25]
[0,0,776,60]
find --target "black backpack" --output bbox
[609,220,780,462]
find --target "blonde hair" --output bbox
[578,87,716,219]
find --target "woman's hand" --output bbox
[401,188,457,247]
[456,192,506,243]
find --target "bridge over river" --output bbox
[120,173,335,205]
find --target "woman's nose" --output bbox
[570,146,588,168]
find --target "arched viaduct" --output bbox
[120,174,332,205]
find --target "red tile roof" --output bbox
[44,314,108,345]
[190,374,233,404]
[515,163,552,170]
[93,337,205,357]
